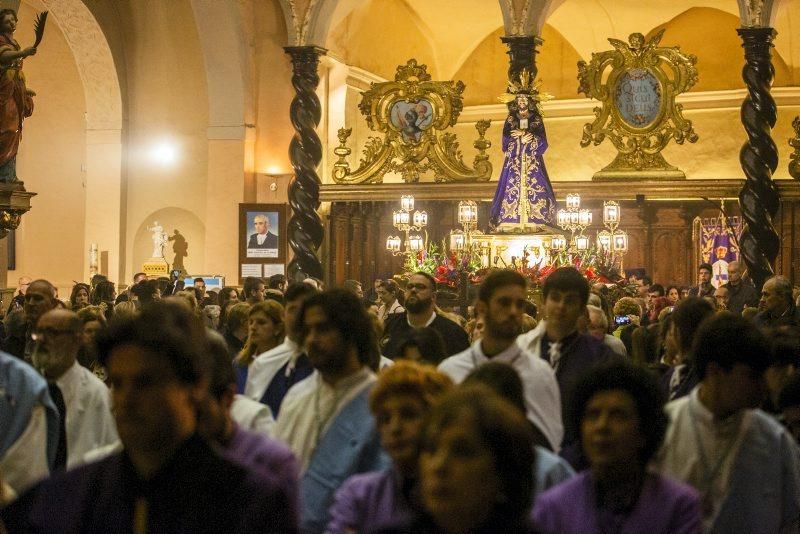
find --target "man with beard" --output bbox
[381,272,469,359]
[275,289,388,533]
[438,269,562,451]
[30,309,118,469]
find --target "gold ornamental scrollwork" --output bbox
[332,59,492,184]
[790,116,800,180]
[577,30,699,180]
[0,208,25,238]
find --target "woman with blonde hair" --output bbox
[327,361,453,533]
[234,300,284,392]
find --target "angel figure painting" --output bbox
[489,71,556,230]
[391,99,433,143]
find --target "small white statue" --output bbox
[147,221,168,258]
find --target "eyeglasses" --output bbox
[32,327,76,341]
[406,283,431,291]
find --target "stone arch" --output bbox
[18,0,124,283]
[498,0,570,36]
[38,0,121,130]
[646,7,792,92]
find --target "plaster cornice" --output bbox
[461,87,800,121]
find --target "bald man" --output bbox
[32,309,117,468]
[2,279,58,360]
[722,261,758,316]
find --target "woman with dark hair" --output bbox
[70,283,91,311]
[217,286,240,332]
[90,280,117,318]
[327,361,452,533]
[666,285,681,306]
[76,305,108,381]
[396,327,447,366]
[399,386,537,532]
[534,362,701,534]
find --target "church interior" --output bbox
[3,0,800,295]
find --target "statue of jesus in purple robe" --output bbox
[490,93,556,230]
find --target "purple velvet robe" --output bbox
[326,468,414,533]
[533,471,701,534]
[223,424,299,516]
[490,107,556,228]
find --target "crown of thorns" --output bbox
[498,69,553,114]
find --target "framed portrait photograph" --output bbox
[239,204,287,280]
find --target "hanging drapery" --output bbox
[693,215,742,288]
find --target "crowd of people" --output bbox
[1,262,799,533]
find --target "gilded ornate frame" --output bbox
[578,30,699,179]
[332,59,492,184]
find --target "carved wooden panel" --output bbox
[325,199,800,288]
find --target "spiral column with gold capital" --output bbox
[284,45,326,281]
[736,27,780,291]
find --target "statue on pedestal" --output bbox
[490,70,556,232]
[0,9,46,184]
[147,221,168,259]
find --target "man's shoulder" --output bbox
[277,373,317,411]
[751,408,796,438]
[569,332,613,358]
[431,315,469,345]
[7,452,119,510]
[431,313,463,331]
[383,311,408,330]
[536,470,588,505]
[234,426,294,463]
[437,348,473,381]
[0,351,46,392]
[77,363,109,390]
[664,394,691,418]
[337,468,393,497]
[252,342,294,365]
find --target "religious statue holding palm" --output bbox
[0,9,46,183]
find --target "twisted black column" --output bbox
[500,35,541,81]
[284,46,326,281]
[737,28,780,292]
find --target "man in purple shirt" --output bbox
[204,331,299,510]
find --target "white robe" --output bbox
[55,361,118,468]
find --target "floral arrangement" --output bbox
[402,240,627,291]
[404,240,486,289]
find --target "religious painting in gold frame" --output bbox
[332,59,492,184]
[578,30,699,180]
